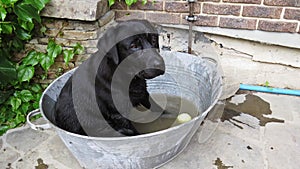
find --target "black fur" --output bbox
[55,20,165,136]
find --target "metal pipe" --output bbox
[240,84,300,96]
[188,1,194,54]
[188,2,194,54]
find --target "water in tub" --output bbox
[132,93,199,134]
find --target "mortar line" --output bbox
[280,8,285,20]
[240,4,243,17]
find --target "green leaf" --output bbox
[47,39,62,59]
[125,0,135,6]
[20,102,30,114]
[14,3,41,23]
[12,38,24,51]
[10,97,22,111]
[35,92,42,101]
[24,0,51,11]
[0,6,7,21]
[30,84,42,93]
[0,23,13,34]
[0,125,9,136]
[17,65,34,82]
[40,25,46,34]
[36,52,47,60]
[18,19,34,32]
[40,54,54,71]
[1,0,19,5]
[15,113,25,124]
[0,54,17,86]
[142,0,147,5]
[265,81,269,87]
[15,25,32,40]
[0,90,14,104]
[22,50,39,66]
[108,0,115,7]
[63,49,74,66]
[20,90,34,102]
[33,101,39,109]
[73,42,84,55]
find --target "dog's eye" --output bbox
[130,43,138,49]
[130,39,141,49]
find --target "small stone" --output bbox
[98,11,115,27]
[41,0,109,21]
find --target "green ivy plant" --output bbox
[0,0,84,135]
[108,0,147,7]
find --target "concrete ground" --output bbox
[0,91,299,169]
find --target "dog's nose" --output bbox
[138,55,165,79]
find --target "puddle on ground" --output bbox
[132,94,199,134]
[213,157,233,169]
[35,158,48,169]
[222,94,284,129]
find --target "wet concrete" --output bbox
[222,93,284,129]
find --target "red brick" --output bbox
[223,0,261,4]
[258,20,298,33]
[145,12,181,24]
[195,15,218,26]
[165,2,201,13]
[242,6,282,19]
[115,11,145,21]
[203,3,241,16]
[182,14,218,26]
[130,0,163,11]
[264,0,300,7]
[220,17,257,30]
[284,8,300,21]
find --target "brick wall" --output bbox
[113,0,300,33]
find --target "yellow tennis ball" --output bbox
[177,113,192,124]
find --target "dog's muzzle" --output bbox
[138,68,165,79]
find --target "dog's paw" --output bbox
[161,110,178,119]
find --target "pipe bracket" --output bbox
[187,0,197,3]
[185,15,197,22]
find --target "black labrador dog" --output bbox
[55,20,166,136]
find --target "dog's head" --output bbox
[105,20,165,80]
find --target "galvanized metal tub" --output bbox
[27,51,223,169]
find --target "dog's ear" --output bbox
[106,46,119,65]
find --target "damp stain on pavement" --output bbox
[222,94,284,129]
[213,157,233,169]
[35,158,48,169]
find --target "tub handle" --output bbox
[26,109,51,130]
